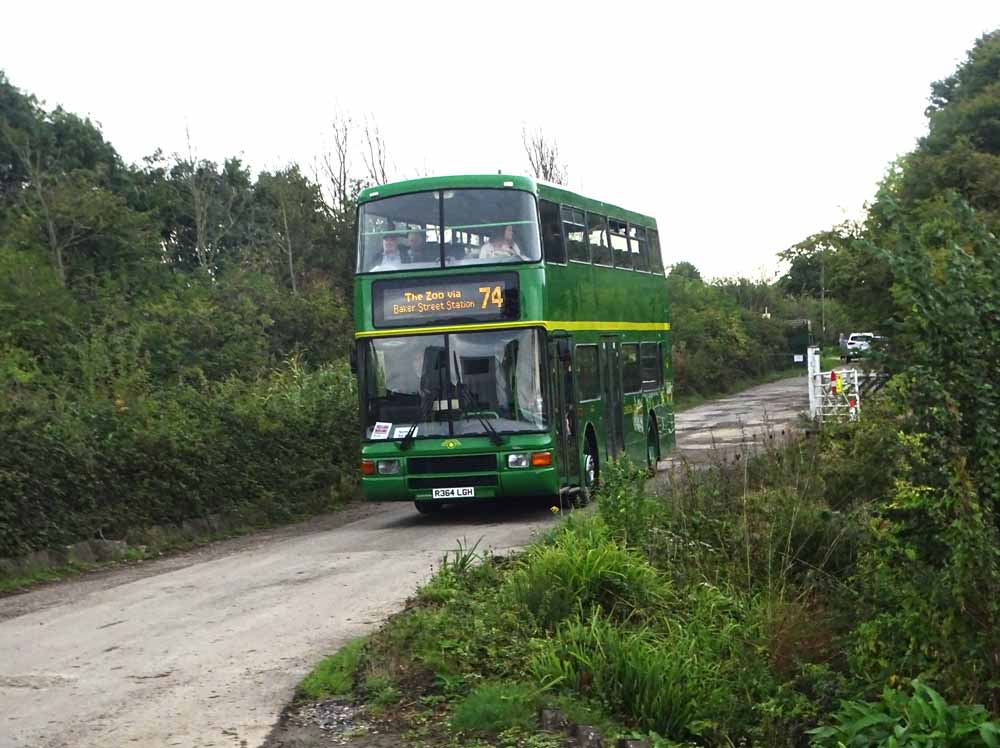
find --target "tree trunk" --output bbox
[280,202,297,294]
[31,178,65,286]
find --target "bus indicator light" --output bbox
[361,460,376,475]
[530,451,552,467]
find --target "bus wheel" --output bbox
[578,436,598,507]
[646,419,660,474]
[414,500,444,515]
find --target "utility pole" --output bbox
[820,249,826,339]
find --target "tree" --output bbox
[2,130,155,287]
[166,136,254,273]
[361,118,391,186]
[897,30,1000,227]
[0,71,44,212]
[320,114,357,220]
[667,261,703,283]
[1,80,139,286]
[318,113,396,296]
[252,166,330,294]
[522,126,568,184]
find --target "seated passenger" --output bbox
[406,230,438,264]
[479,225,523,260]
[370,233,405,271]
[444,243,466,265]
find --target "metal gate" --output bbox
[807,346,861,422]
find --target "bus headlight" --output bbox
[507,453,529,469]
[377,459,400,475]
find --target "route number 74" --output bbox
[478,286,504,310]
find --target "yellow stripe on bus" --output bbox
[354,320,671,338]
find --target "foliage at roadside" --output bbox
[291,27,1000,748]
[810,681,1000,748]
[666,263,828,399]
[314,428,999,747]
[0,358,357,556]
[781,27,1000,712]
[0,72,366,558]
[299,637,368,700]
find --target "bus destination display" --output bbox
[373,273,518,328]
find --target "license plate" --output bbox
[432,487,475,499]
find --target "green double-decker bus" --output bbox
[353,174,673,513]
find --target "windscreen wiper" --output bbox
[401,354,447,451]
[453,351,504,447]
[400,390,435,451]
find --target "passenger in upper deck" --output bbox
[479,225,524,260]
[406,230,438,265]
[369,233,406,271]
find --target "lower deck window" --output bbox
[641,342,662,389]
[575,344,600,400]
[623,344,641,393]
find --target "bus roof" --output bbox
[357,174,657,229]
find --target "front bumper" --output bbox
[360,434,559,502]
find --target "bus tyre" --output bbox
[414,500,444,515]
[646,418,660,475]
[578,437,598,507]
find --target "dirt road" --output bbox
[0,376,808,748]
[0,503,559,748]
[668,375,808,463]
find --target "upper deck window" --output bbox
[630,225,650,272]
[358,189,541,273]
[587,213,613,267]
[609,219,631,270]
[562,206,588,263]
[647,229,664,274]
[539,200,566,263]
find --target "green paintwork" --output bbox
[354,175,674,504]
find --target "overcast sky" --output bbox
[4,1,998,279]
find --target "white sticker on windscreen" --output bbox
[371,422,392,439]
[393,426,415,439]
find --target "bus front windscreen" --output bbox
[358,189,541,273]
[361,329,547,439]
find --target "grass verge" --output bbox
[287,425,1000,747]
[299,637,367,700]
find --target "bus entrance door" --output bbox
[600,336,625,459]
[550,336,579,486]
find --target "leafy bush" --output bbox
[809,680,1000,748]
[835,192,1000,705]
[596,458,664,551]
[363,673,402,707]
[666,266,805,399]
[529,582,777,743]
[450,683,540,735]
[299,637,367,700]
[0,360,357,557]
[505,518,664,630]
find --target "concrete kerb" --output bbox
[0,515,244,582]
